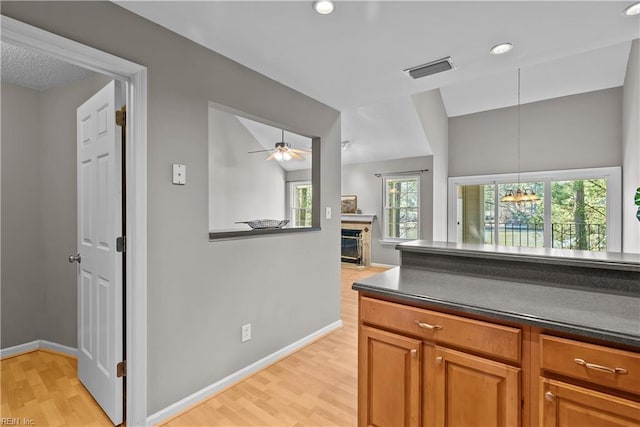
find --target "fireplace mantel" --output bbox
[341,214,376,223]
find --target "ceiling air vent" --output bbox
[404,57,455,79]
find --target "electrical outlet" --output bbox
[241,324,251,343]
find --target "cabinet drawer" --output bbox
[540,335,640,395]
[360,296,521,362]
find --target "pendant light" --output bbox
[501,68,540,204]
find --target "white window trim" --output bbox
[447,167,621,252]
[382,175,421,241]
[288,180,312,228]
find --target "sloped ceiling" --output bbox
[118,1,640,164]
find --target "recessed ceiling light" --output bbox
[623,1,640,15]
[313,0,335,15]
[490,42,514,55]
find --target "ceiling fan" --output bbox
[248,129,310,162]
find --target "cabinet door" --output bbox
[429,346,520,427]
[359,325,421,427]
[541,378,640,427]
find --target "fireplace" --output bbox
[341,229,363,264]
[341,214,375,266]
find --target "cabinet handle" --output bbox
[435,356,443,364]
[574,358,628,375]
[415,320,443,331]
[544,391,555,401]
[410,349,417,357]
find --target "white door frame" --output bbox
[1,15,148,426]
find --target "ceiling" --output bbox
[118,1,640,164]
[1,41,96,91]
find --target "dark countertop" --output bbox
[397,240,640,273]
[353,266,640,347]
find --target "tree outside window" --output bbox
[291,182,312,227]
[384,177,419,240]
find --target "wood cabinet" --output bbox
[428,346,520,427]
[359,296,522,427]
[359,325,421,427]
[358,294,640,427]
[539,335,640,427]
[541,379,640,427]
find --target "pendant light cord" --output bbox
[517,67,521,186]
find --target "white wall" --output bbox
[341,156,433,265]
[413,89,448,241]
[622,39,640,254]
[208,108,286,230]
[2,1,342,414]
[449,87,623,177]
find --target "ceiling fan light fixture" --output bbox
[490,42,513,55]
[624,2,640,15]
[313,0,335,15]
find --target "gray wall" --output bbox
[449,87,623,177]
[1,83,44,348]
[341,156,433,265]
[623,39,640,254]
[208,108,286,230]
[413,89,448,241]
[1,1,342,415]
[1,75,112,349]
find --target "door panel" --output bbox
[359,325,421,427]
[432,346,520,427]
[541,379,640,427]
[76,80,124,425]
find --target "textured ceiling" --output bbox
[1,41,96,91]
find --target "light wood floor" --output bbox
[0,265,387,427]
[0,349,113,426]
[161,265,387,427]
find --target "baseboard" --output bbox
[39,340,78,358]
[146,319,343,426]
[1,340,77,360]
[371,262,398,268]
[0,340,40,359]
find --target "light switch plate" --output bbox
[172,164,186,185]
[326,207,332,219]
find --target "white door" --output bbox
[75,80,124,425]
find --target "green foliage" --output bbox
[635,187,640,222]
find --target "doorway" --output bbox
[0,15,148,425]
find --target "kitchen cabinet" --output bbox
[359,296,522,427]
[540,335,640,427]
[359,325,421,427]
[541,379,640,427]
[428,346,520,427]
[358,294,640,427]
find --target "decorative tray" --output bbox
[235,219,289,229]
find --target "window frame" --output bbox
[288,180,313,228]
[382,175,421,242]
[447,167,622,252]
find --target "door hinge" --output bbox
[115,106,126,127]
[116,236,126,253]
[117,360,126,378]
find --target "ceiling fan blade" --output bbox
[248,149,273,154]
[289,151,305,160]
[289,148,310,154]
[265,152,278,160]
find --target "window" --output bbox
[289,181,312,227]
[449,167,621,252]
[383,176,420,240]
